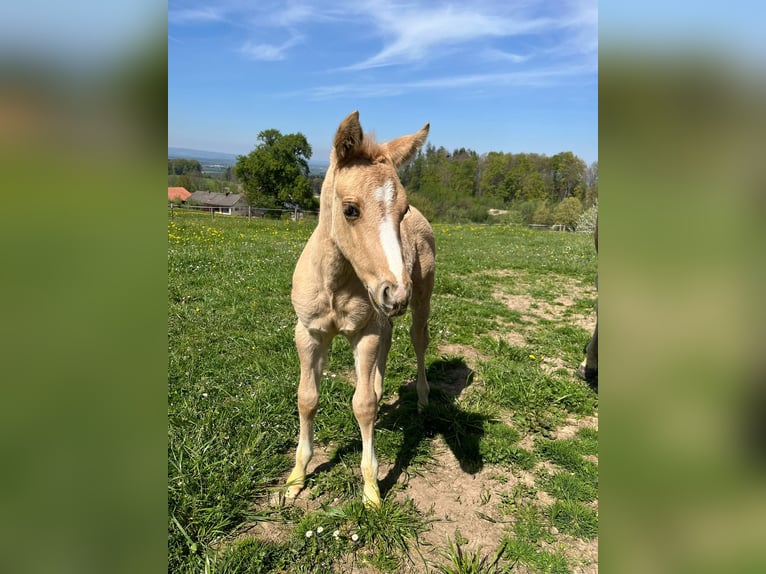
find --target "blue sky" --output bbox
[168,0,598,165]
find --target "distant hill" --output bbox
[168,147,238,165]
[168,147,329,175]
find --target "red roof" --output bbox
[168,187,191,202]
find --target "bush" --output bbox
[552,197,583,229]
[517,200,537,224]
[532,204,553,226]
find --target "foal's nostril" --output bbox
[378,282,398,311]
[377,281,410,316]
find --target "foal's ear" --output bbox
[333,110,364,165]
[385,123,430,168]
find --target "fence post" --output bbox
[170,203,174,218]
[248,205,251,221]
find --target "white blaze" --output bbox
[375,179,405,285]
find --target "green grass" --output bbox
[168,212,598,572]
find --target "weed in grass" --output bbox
[540,471,598,504]
[575,427,598,456]
[535,438,598,483]
[511,502,554,545]
[307,461,359,502]
[501,537,570,574]
[547,500,598,540]
[498,483,538,516]
[479,422,536,469]
[316,498,428,571]
[434,535,504,574]
[210,537,287,573]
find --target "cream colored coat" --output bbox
[285,111,435,507]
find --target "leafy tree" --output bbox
[177,174,195,192]
[478,151,512,201]
[235,129,313,207]
[583,161,598,207]
[450,148,479,197]
[551,152,586,202]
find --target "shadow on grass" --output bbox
[377,357,493,497]
[316,357,491,500]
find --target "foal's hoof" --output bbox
[362,484,382,509]
[285,484,304,500]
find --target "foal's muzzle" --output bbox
[377,281,411,317]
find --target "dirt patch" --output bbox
[395,438,514,570]
[488,270,597,333]
[488,326,528,348]
[493,290,596,333]
[437,343,486,369]
[541,355,568,375]
[552,416,598,440]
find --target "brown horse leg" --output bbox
[285,321,329,499]
[351,323,390,507]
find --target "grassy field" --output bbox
[168,211,598,573]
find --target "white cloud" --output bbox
[168,7,224,24]
[301,62,597,99]
[342,4,555,70]
[482,48,530,64]
[240,35,302,61]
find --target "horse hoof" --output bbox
[362,485,382,508]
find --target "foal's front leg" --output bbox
[285,321,329,499]
[351,321,392,508]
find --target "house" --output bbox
[168,186,191,203]
[187,190,249,215]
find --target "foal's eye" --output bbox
[342,203,360,220]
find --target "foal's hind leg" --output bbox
[410,293,431,412]
[285,321,329,499]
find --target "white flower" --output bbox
[351,533,359,542]
[332,530,340,539]
[305,530,313,538]
[316,526,324,534]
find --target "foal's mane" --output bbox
[332,132,387,166]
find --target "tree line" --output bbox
[399,144,597,225]
[169,130,597,226]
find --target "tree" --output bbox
[235,129,313,207]
[583,161,598,207]
[168,158,201,175]
[551,152,586,202]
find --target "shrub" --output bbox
[532,203,553,226]
[575,200,598,233]
[552,197,583,229]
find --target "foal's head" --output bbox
[326,111,429,317]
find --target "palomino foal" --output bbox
[286,111,435,507]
